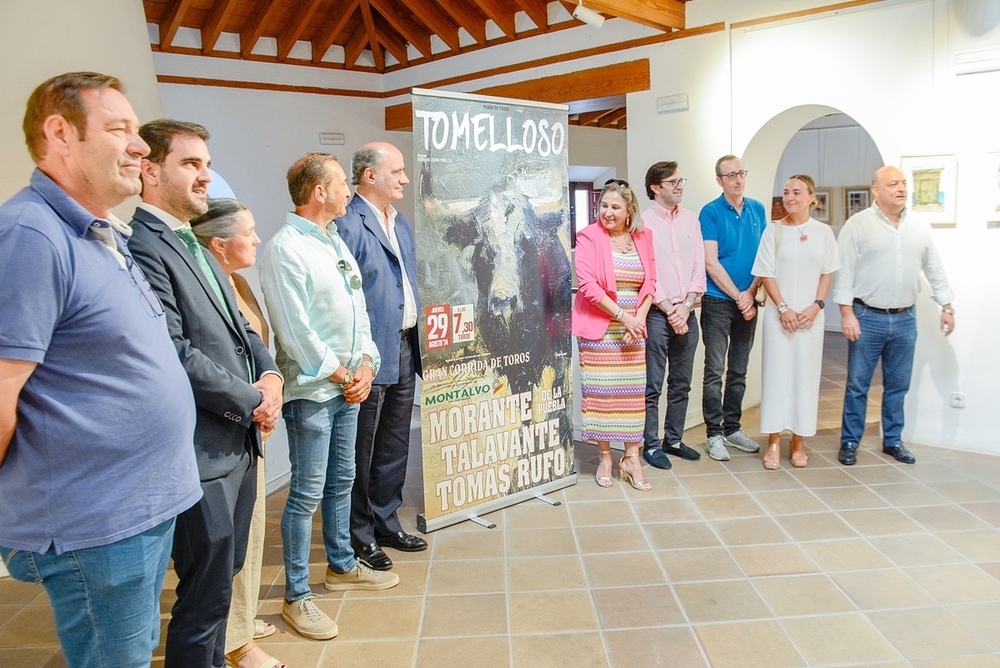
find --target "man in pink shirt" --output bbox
[641,162,706,469]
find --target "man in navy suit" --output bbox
[127,119,282,668]
[336,142,425,570]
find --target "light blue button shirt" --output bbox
[259,212,379,403]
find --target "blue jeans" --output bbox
[282,396,359,602]
[0,518,175,668]
[841,302,917,447]
[644,307,699,448]
[700,295,757,438]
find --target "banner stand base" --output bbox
[534,493,561,506]
[468,515,497,530]
[417,474,578,534]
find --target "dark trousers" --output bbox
[351,333,417,547]
[166,453,256,668]
[700,295,757,438]
[644,307,699,448]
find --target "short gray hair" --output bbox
[351,146,381,185]
[191,198,249,247]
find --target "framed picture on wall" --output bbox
[900,154,957,228]
[771,196,787,221]
[988,151,1000,226]
[813,188,831,223]
[844,187,870,220]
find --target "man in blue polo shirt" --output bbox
[0,72,202,668]
[699,155,767,461]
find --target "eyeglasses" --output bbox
[719,170,749,181]
[604,178,630,188]
[660,178,687,188]
[337,259,362,291]
[125,255,166,318]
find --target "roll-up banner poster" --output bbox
[412,88,577,532]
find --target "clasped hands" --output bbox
[778,303,821,333]
[666,303,690,335]
[329,363,374,404]
[620,310,645,345]
[252,373,283,434]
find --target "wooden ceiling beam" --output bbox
[471,0,517,39]
[582,0,686,31]
[597,107,627,127]
[369,0,433,58]
[200,0,240,54]
[240,0,280,58]
[343,22,369,69]
[358,0,385,71]
[373,14,409,66]
[515,0,549,30]
[277,0,324,60]
[311,0,361,64]
[404,0,461,52]
[437,0,487,44]
[576,110,607,125]
[158,0,194,49]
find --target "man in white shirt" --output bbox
[335,142,425,571]
[640,161,706,470]
[832,165,955,466]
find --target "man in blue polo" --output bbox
[699,155,767,461]
[0,72,201,667]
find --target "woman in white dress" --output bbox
[752,174,839,469]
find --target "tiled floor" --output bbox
[4,333,1000,667]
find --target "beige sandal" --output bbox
[226,640,285,668]
[789,436,808,467]
[253,619,276,639]
[619,453,651,491]
[763,435,781,470]
[595,450,613,488]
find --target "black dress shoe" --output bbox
[356,543,393,570]
[838,444,857,466]
[378,531,428,552]
[883,444,916,464]
[665,442,701,461]
[642,447,672,470]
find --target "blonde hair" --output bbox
[787,173,817,208]
[600,179,643,232]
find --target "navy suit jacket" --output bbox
[335,194,422,383]
[128,207,279,481]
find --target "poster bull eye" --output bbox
[412,89,576,532]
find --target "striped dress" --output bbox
[577,248,646,443]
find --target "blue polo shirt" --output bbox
[699,194,767,300]
[0,169,202,555]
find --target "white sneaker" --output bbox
[705,435,730,461]
[723,429,760,453]
[325,562,400,591]
[282,594,338,640]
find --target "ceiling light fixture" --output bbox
[573,1,605,28]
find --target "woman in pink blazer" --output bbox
[572,179,657,490]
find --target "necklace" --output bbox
[786,218,808,242]
[611,233,634,253]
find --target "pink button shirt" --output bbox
[641,201,706,309]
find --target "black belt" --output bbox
[401,327,414,338]
[854,298,910,314]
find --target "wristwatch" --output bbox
[777,302,788,315]
[360,359,377,374]
[682,299,694,310]
[942,306,955,315]
[341,369,354,386]
[814,299,825,309]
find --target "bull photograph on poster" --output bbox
[412,89,575,529]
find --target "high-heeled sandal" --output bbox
[763,436,781,470]
[619,453,651,491]
[789,436,808,467]
[225,640,285,668]
[595,450,613,488]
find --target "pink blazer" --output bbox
[572,222,657,340]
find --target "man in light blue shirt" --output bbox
[699,155,767,461]
[259,153,397,642]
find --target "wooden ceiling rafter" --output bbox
[373,13,409,66]
[515,0,549,29]
[404,0,462,52]
[437,0,488,44]
[276,0,324,60]
[310,0,361,64]
[471,0,518,39]
[200,0,240,54]
[369,0,434,59]
[597,107,627,127]
[239,0,279,58]
[158,0,195,49]
[342,21,370,69]
[358,0,385,71]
